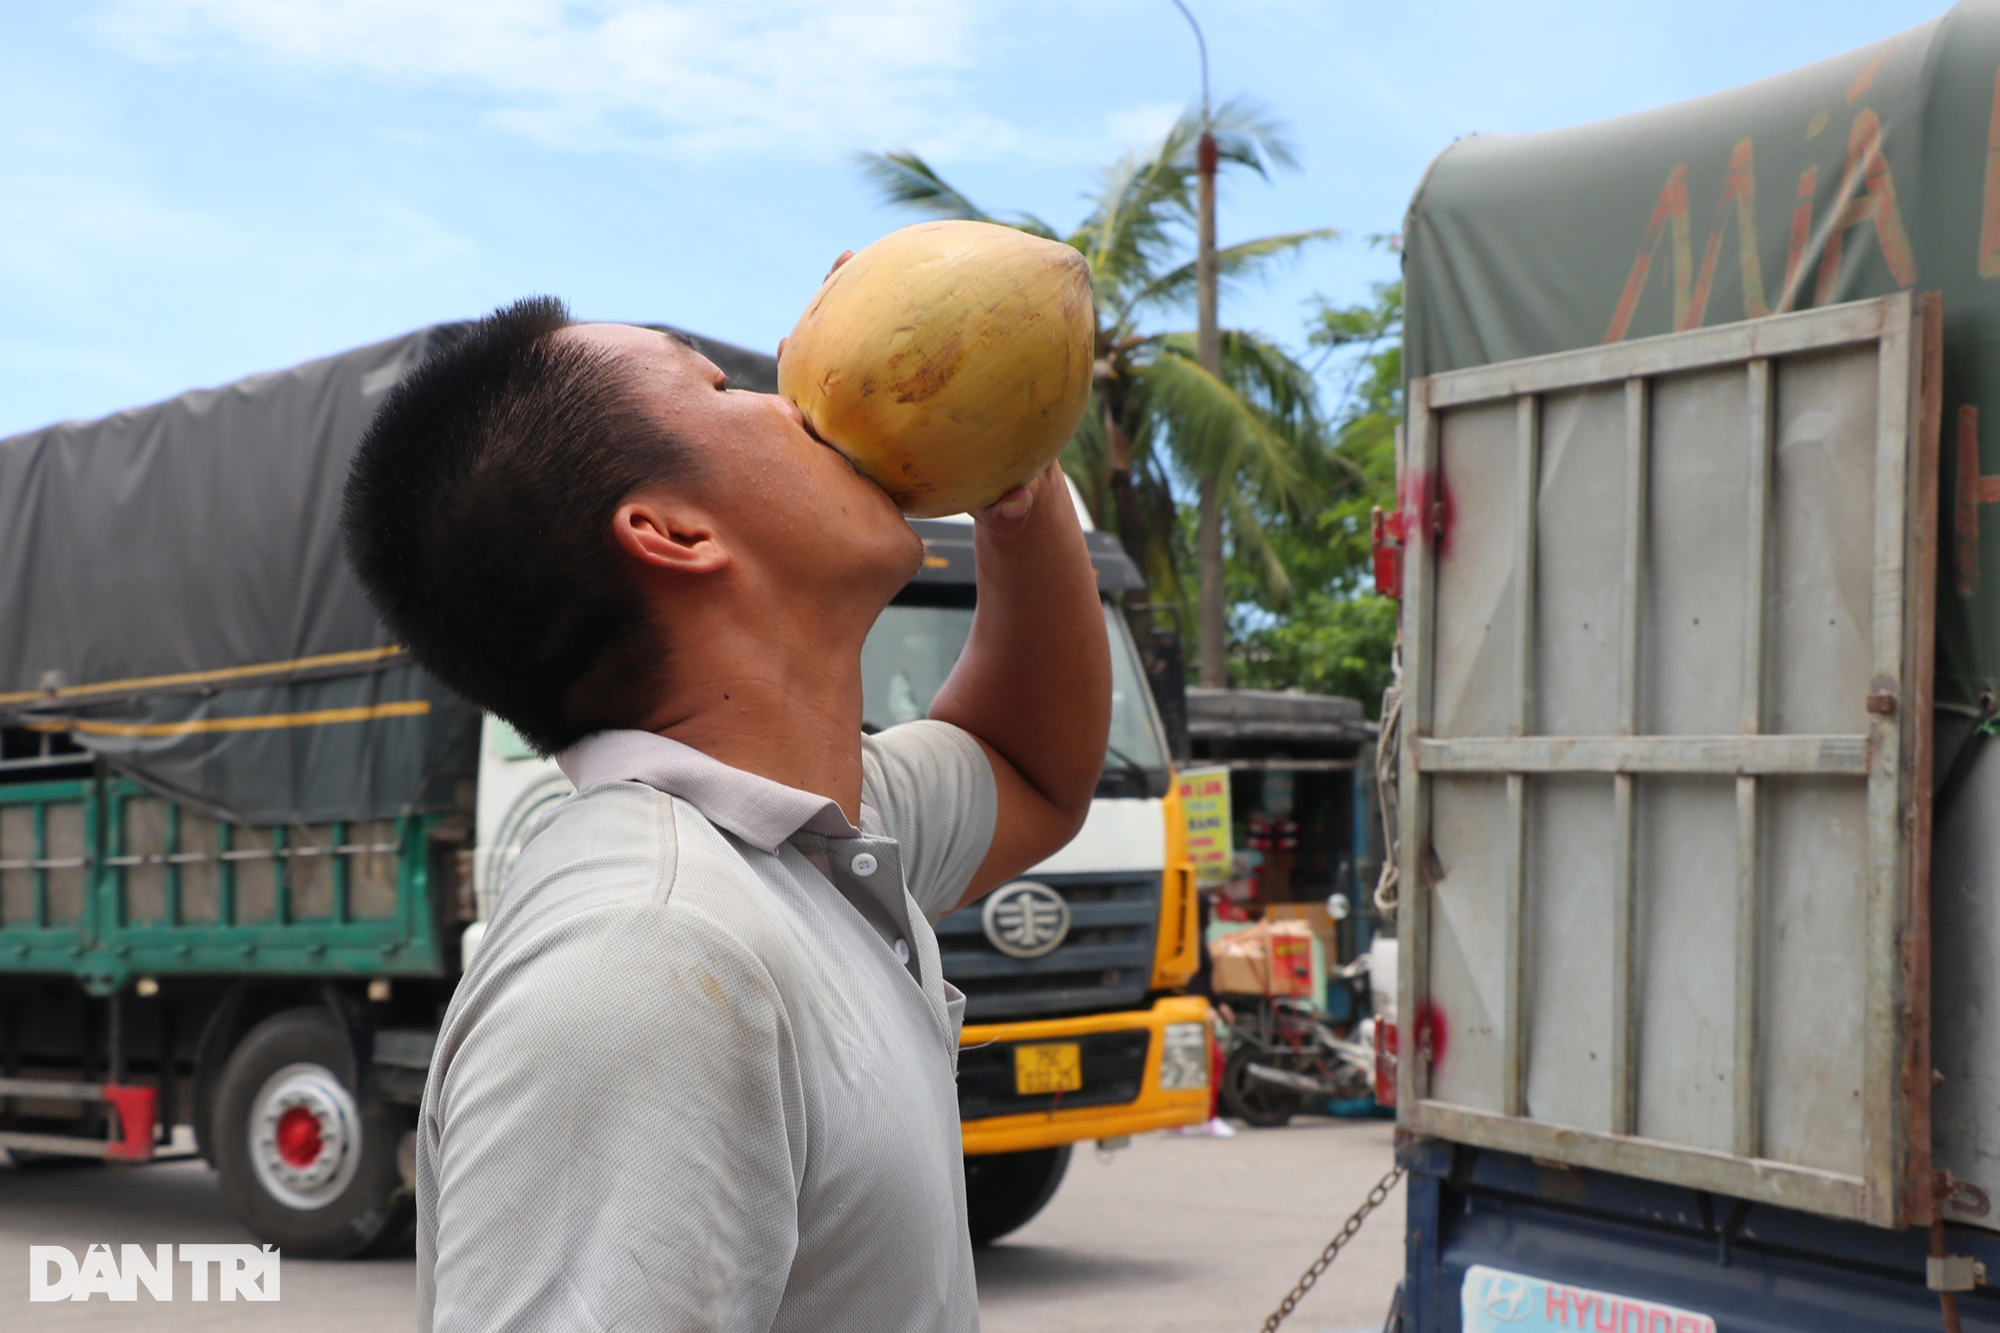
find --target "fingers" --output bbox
[974,484,1035,536]
[782,254,854,359]
[990,488,1033,521]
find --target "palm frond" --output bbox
[1215,331,1324,430]
[1307,280,1402,349]
[1075,99,1298,318]
[855,151,993,221]
[856,151,1061,238]
[1074,140,1198,316]
[1122,228,1337,323]
[1136,469,1193,626]
[855,99,1333,637]
[1225,485,1294,603]
[1134,350,1316,508]
[1059,391,1111,528]
[1204,97,1302,178]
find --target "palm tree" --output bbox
[858,101,1343,680]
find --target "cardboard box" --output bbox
[1209,919,1315,998]
[1266,902,1339,953]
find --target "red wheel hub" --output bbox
[274,1105,324,1168]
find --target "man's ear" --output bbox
[611,494,730,578]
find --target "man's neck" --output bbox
[640,644,870,826]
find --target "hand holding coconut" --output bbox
[776,220,1096,518]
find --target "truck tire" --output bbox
[1222,1045,1303,1128]
[211,1007,412,1259]
[963,1144,1071,1246]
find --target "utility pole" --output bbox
[1172,0,1227,687]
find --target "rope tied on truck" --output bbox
[1371,681,1402,917]
[1257,1161,1404,1333]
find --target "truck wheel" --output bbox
[964,1144,1071,1246]
[1222,1045,1303,1128]
[211,1007,412,1259]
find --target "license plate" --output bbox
[1461,1264,1716,1333]
[1013,1042,1083,1095]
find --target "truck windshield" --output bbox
[860,601,1170,794]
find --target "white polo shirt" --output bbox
[415,720,998,1332]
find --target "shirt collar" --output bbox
[555,729,872,854]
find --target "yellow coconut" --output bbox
[777,220,1095,518]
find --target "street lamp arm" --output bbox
[1167,0,1210,128]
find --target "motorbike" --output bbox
[1216,954,1378,1127]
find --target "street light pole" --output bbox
[1171,0,1228,688]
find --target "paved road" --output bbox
[979,1118,1402,1333]
[0,1117,1401,1333]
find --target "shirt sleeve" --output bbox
[420,901,804,1333]
[859,719,998,922]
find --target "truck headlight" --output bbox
[1158,1022,1210,1090]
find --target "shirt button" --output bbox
[851,852,879,877]
[894,939,911,965]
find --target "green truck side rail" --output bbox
[0,776,445,995]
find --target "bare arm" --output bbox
[927,463,1112,907]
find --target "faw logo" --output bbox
[981,880,1071,959]
[29,1243,280,1302]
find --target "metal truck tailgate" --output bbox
[1396,292,1942,1228]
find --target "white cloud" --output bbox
[94,0,1135,162]
[1102,101,1184,154]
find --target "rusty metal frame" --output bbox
[1396,293,1942,1229]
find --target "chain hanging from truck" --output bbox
[1257,1161,1405,1333]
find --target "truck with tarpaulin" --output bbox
[0,322,1210,1256]
[1379,4,2000,1329]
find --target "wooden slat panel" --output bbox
[1502,396,1539,1118]
[1408,1099,1867,1220]
[1397,378,1440,1111]
[1417,734,1869,774]
[1734,357,1774,1161]
[1897,293,1943,1225]
[1503,772,1526,1117]
[1401,292,1936,1228]
[1428,300,1886,409]
[1611,771,1637,1135]
[1733,776,1761,1158]
[1610,377,1649,1136]
[1859,293,1914,1227]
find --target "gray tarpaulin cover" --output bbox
[0,322,777,824]
[1402,0,2000,712]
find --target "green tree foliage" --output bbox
[1228,277,1402,712]
[857,104,1340,645]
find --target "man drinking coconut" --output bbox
[341,230,1109,1333]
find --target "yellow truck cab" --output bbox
[470,482,1210,1244]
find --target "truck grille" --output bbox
[936,871,1160,1023]
[957,1030,1152,1118]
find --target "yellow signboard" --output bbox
[1177,765,1233,888]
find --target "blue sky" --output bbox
[0,0,1956,438]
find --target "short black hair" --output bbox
[341,297,694,756]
